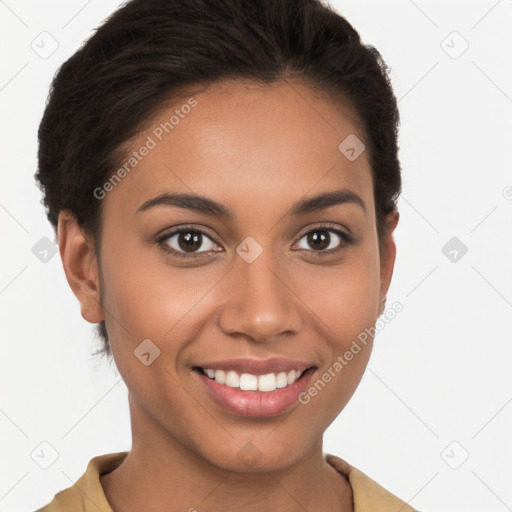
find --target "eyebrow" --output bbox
[136,188,366,218]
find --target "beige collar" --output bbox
[39,451,416,512]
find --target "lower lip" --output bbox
[194,368,315,418]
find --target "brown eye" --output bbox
[176,231,203,252]
[295,225,352,255]
[306,230,331,251]
[158,227,221,258]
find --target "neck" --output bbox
[100,393,353,512]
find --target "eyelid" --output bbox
[156,225,221,258]
[296,222,352,240]
[293,222,354,252]
[156,222,353,259]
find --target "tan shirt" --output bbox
[36,451,417,511]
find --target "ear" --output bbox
[57,210,104,323]
[378,208,399,315]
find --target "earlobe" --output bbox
[379,208,400,313]
[57,211,104,324]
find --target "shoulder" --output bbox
[34,451,129,512]
[325,453,420,512]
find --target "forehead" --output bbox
[101,79,374,222]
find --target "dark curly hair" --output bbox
[35,0,402,360]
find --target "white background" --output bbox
[1,1,511,511]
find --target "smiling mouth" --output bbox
[192,359,318,417]
[193,366,314,392]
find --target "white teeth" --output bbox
[240,373,258,391]
[215,369,226,385]
[276,372,288,388]
[203,367,306,392]
[225,370,239,388]
[258,373,276,392]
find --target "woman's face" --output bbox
[66,79,398,472]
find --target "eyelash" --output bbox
[156,223,353,260]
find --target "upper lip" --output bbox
[194,357,315,375]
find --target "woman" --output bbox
[35,0,414,510]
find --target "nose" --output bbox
[218,246,303,343]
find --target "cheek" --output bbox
[300,349,371,428]
[295,252,380,340]
[100,239,184,330]
[99,239,226,368]
[291,246,379,410]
